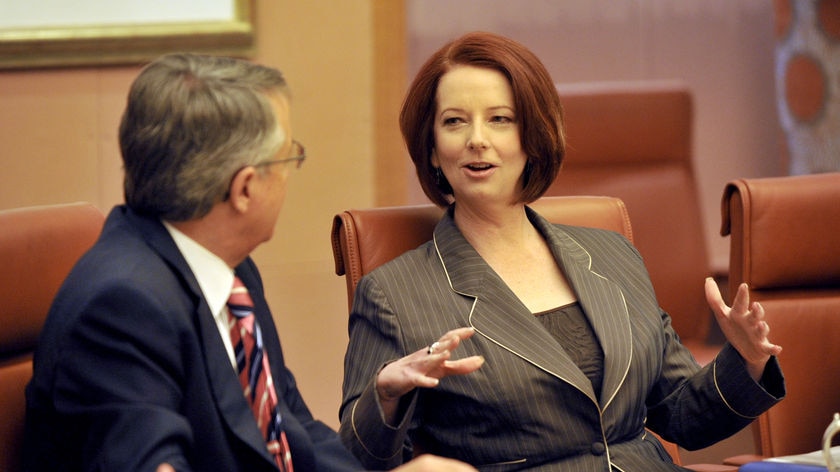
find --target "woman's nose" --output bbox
[467,126,489,150]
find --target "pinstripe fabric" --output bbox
[339,206,784,471]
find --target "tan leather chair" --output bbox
[0,202,104,472]
[331,195,735,471]
[721,172,840,462]
[548,81,719,366]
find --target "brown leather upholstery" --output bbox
[331,195,633,307]
[721,172,840,459]
[548,81,719,365]
[0,202,104,472]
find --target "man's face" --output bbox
[249,93,295,245]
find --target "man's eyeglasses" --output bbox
[255,140,306,169]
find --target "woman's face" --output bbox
[432,65,526,207]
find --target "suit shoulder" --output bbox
[556,223,633,245]
[359,240,437,282]
[552,224,644,266]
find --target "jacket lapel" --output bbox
[197,290,274,461]
[433,207,632,407]
[126,208,275,464]
[534,211,633,409]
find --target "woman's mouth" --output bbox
[465,163,494,171]
[462,162,497,178]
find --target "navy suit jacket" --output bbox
[340,206,785,471]
[24,206,361,471]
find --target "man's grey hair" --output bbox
[119,53,288,221]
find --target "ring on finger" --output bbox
[428,341,440,355]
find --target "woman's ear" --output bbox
[227,166,257,213]
[430,149,439,168]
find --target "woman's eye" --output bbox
[491,115,514,124]
[443,117,463,126]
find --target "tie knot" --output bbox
[228,276,254,315]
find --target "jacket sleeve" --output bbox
[646,335,785,450]
[339,274,418,469]
[42,282,199,471]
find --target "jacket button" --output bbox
[591,442,606,455]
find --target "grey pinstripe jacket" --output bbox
[339,206,784,471]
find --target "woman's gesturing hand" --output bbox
[376,326,484,405]
[704,277,782,380]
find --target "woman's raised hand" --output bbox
[376,326,484,404]
[704,277,782,380]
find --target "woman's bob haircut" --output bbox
[399,31,565,207]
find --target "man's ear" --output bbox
[227,166,257,213]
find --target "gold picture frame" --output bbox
[0,0,255,70]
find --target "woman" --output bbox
[339,31,784,471]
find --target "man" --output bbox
[23,53,474,472]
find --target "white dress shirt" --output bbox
[163,221,237,370]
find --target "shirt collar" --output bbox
[162,221,234,320]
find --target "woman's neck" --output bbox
[453,202,536,254]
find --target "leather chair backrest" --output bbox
[331,195,633,307]
[0,202,104,472]
[547,81,715,364]
[721,173,840,457]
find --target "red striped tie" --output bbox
[228,276,293,471]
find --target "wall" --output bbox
[404,0,784,272]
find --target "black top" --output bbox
[535,301,605,397]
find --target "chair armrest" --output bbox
[685,464,740,472]
[723,454,767,466]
